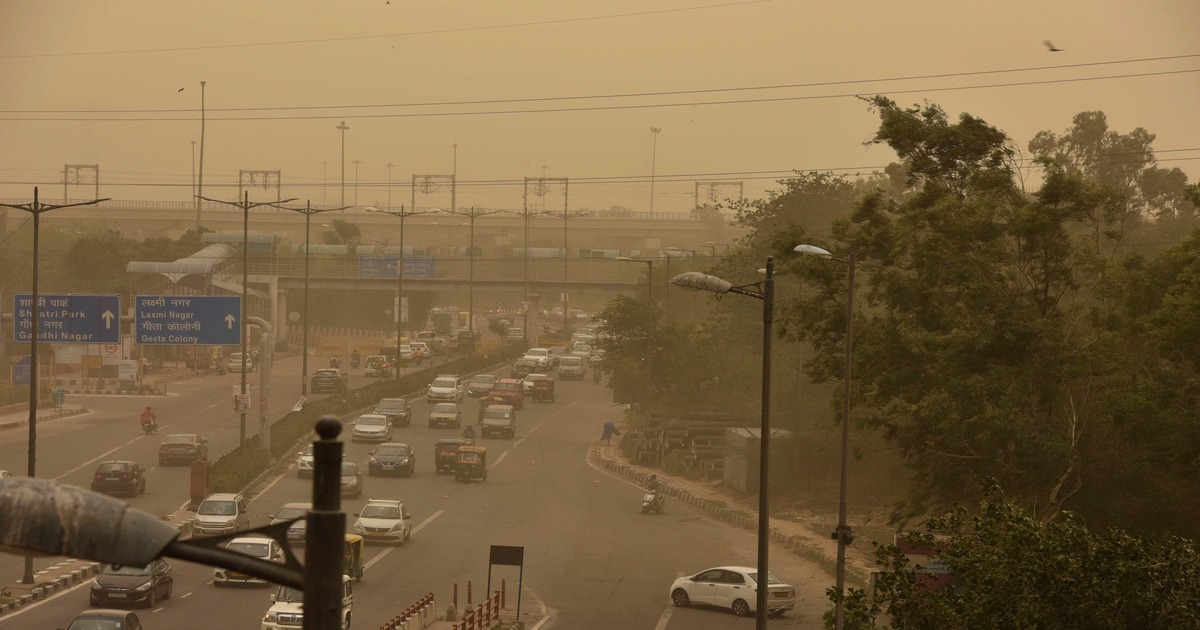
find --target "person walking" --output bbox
[601,420,620,446]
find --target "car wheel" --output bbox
[671,589,691,607]
[164,581,172,599]
[147,585,157,608]
[732,599,751,617]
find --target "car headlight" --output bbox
[263,612,279,623]
[135,582,153,591]
[91,582,102,590]
[398,457,408,463]
[369,457,379,463]
[353,522,365,533]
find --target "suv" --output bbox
[90,461,146,497]
[490,379,525,409]
[505,327,525,343]
[158,433,208,465]
[481,404,517,439]
[261,575,353,630]
[522,348,552,370]
[426,375,463,403]
[193,492,250,536]
[310,368,348,394]
[227,352,256,373]
[373,397,410,426]
[352,499,413,544]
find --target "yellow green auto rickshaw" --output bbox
[343,534,364,581]
[454,445,488,482]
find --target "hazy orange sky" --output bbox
[2,0,1197,213]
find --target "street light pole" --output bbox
[276,201,347,396]
[196,80,206,231]
[368,207,437,374]
[337,121,349,208]
[199,193,298,448]
[443,207,513,346]
[669,260,774,630]
[386,162,394,209]
[351,159,362,208]
[561,206,587,333]
[794,243,855,630]
[649,127,661,214]
[0,187,109,584]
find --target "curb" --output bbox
[0,407,90,431]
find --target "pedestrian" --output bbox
[601,420,620,446]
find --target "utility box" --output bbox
[189,460,211,510]
[724,427,792,495]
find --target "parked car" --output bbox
[426,374,464,403]
[368,442,416,476]
[352,498,413,544]
[213,537,284,586]
[90,559,173,608]
[310,368,348,394]
[90,461,146,497]
[466,374,497,397]
[158,433,208,465]
[373,397,411,426]
[481,404,517,439]
[227,351,256,373]
[193,492,250,536]
[64,610,144,630]
[428,402,463,429]
[490,378,526,409]
[340,462,364,498]
[270,502,311,544]
[351,413,393,442]
[669,566,795,618]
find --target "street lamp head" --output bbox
[670,271,732,294]
[794,244,833,258]
[364,207,380,213]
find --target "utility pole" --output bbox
[197,81,207,232]
[352,159,362,208]
[386,163,394,209]
[649,127,662,215]
[190,141,197,206]
[337,121,349,209]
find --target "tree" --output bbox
[321,219,361,246]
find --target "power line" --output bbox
[0,0,772,59]
[5,68,1196,123]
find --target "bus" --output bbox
[428,309,459,338]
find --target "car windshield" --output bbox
[526,349,548,357]
[358,415,387,426]
[103,563,151,576]
[301,445,314,457]
[434,403,458,413]
[67,617,127,630]
[275,506,308,520]
[226,541,270,558]
[471,375,496,385]
[561,357,581,365]
[162,435,195,444]
[747,571,785,584]
[198,500,235,516]
[96,463,130,472]
[341,463,358,475]
[376,399,406,411]
[432,378,457,388]
[360,505,401,519]
[376,445,409,456]
[484,409,513,419]
[275,585,304,603]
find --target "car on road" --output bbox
[373,397,411,426]
[426,374,464,402]
[64,610,144,630]
[505,327,525,343]
[408,341,430,362]
[309,368,348,394]
[89,559,173,608]
[509,358,538,380]
[368,442,415,476]
[351,413,393,442]
[261,575,353,630]
[352,498,412,544]
[340,462,364,498]
[193,492,251,536]
[490,378,525,409]
[296,444,316,478]
[90,461,146,497]
[428,402,463,429]
[158,433,208,465]
[270,502,311,544]
[364,354,391,377]
[213,537,284,586]
[455,329,477,350]
[227,351,257,373]
[481,404,516,439]
[522,373,549,393]
[558,355,586,380]
[522,347,553,370]
[669,566,795,618]
[466,374,497,397]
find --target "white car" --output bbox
[0,470,12,479]
[426,375,463,402]
[352,499,412,545]
[523,373,549,392]
[213,537,284,586]
[261,576,353,630]
[522,348,552,369]
[669,566,795,618]
[351,413,393,442]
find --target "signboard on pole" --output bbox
[12,293,121,343]
[134,296,241,346]
[118,360,138,381]
[360,255,436,279]
[11,356,31,386]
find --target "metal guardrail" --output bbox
[244,257,655,284]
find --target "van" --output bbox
[559,355,586,380]
[261,575,353,630]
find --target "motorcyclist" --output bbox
[647,474,660,493]
[350,350,361,367]
[139,406,158,432]
[645,474,665,512]
[462,424,477,443]
[593,368,602,384]
[329,356,341,369]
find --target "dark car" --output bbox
[270,502,311,544]
[455,329,477,351]
[310,368,348,394]
[368,442,416,476]
[158,433,208,466]
[90,461,146,497]
[373,397,410,427]
[509,358,538,379]
[64,609,144,630]
[89,559,173,608]
[340,462,364,498]
[466,374,497,397]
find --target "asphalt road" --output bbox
[0,355,829,629]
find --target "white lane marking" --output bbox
[513,438,526,448]
[54,436,146,480]
[654,606,675,630]
[491,451,507,468]
[362,510,444,572]
[152,606,165,613]
[0,577,94,620]
[181,592,193,598]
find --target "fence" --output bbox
[452,590,502,630]
[378,592,437,630]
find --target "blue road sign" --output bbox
[360,255,436,279]
[134,295,241,346]
[12,293,121,343]
[11,356,31,386]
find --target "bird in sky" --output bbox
[177,87,185,92]
[1043,40,1064,52]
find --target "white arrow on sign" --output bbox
[101,311,115,329]
[225,314,236,329]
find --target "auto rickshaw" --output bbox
[434,438,466,473]
[529,374,556,403]
[454,445,488,482]
[343,534,365,582]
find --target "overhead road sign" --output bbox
[134,295,241,346]
[359,255,436,279]
[12,293,121,343]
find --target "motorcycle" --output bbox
[329,357,341,369]
[350,354,361,369]
[140,418,159,435]
[593,369,602,384]
[641,489,665,514]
